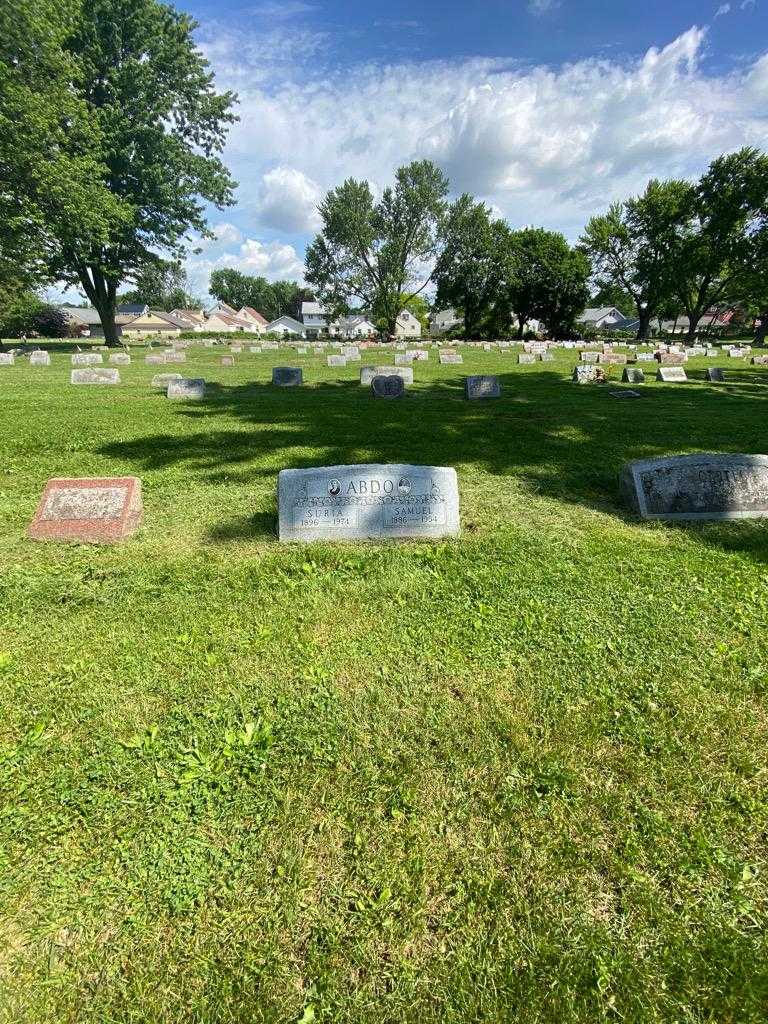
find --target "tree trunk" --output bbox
[754,312,768,347]
[93,298,121,346]
[636,309,652,341]
[685,313,702,345]
[516,317,526,340]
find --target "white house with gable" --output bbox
[266,314,306,337]
[394,309,421,338]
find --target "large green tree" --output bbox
[433,196,505,339]
[580,180,686,340]
[208,270,308,321]
[6,0,237,344]
[305,160,449,338]
[500,228,591,339]
[668,148,768,342]
[119,261,201,311]
[0,0,118,290]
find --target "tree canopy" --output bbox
[305,160,449,337]
[208,270,311,321]
[2,0,237,343]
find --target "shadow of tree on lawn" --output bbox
[98,368,768,559]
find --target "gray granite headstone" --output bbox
[439,352,463,364]
[30,351,51,366]
[394,352,412,365]
[164,351,186,363]
[610,389,641,399]
[71,368,120,385]
[342,346,361,361]
[151,372,183,388]
[656,352,687,366]
[360,365,413,386]
[272,366,303,386]
[636,352,655,362]
[371,374,405,399]
[622,367,645,384]
[145,354,165,365]
[620,453,768,520]
[464,375,501,400]
[599,352,627,365]
[706,367,725,382]
[72,353,102,366]
[109,353,130,365]
[167,377,206,399]
[657,367,688,382]
[0,353,14,365]
[278,463,460,541]
[327,355,347,367]
[580,351,599,363]
[518,353,537,364]
[751,355,768,365]
[541,352,555,362]
[249,345,262,353]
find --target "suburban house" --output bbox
[430,308,463,336]
[237,307,268,332]
[119,310,192,337]
[301,301,329,337]
[117,303,149,316]
[58,307,138,337]
[169,308,206,327]
[203,310,253,332]
[394,309,422,338]
[334,315,377,339]
[266,314,306,337]
[578,307,634,331]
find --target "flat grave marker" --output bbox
[72,353,102,366]
[28,476,143,543]
[278,463,460,541]
[439,352,463,365]
[620,453,768,521]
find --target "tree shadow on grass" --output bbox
[98,369,768,560]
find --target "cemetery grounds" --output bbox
[0,341,767,1022]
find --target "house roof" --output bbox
[301,301,326,317]
[239,307,268,325]
[266,315,305,332]
[579,307,622,323]
[170,308,205,322]
[214,302,237,315]
[59,306,103,325]
[117,303,148,315]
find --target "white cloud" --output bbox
[253,166,323,232]
[186,238,305,295]
[528,0,561,14]
[715,3,731,15]
[194,221,243,249]
[206,25,768,244]
[251,1,316,17]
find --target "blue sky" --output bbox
[66,0,768,303]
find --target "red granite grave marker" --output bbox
[28,477,142,543]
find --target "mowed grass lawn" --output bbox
[1,341,767,1023]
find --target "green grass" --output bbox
[1,341,767,1023]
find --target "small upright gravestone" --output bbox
[167,377,206,400]
[230,344,242,354]
[706,367,725,383]
[71,368,120,385]
[109,353,130,365]
[165,351,186,363]
[518,353,537,365]
[620,453,768,521]
[580,351,600,363]
[371,374,405,399]
[464,375,501,400]
[394,353,412,366]
[572,365,605,384]
[657,366,687,383]
[327,355,347,367]
[278,463,460,541]
[30,351,51,366]
[0,353,14,366]
[28,476,143,543]
[751,355,768,365]
[622,367,645,384]
[272,366,303,386]
[599,353,627,365]
[145,354,165,365]
[440,351,463,365]
[342,346,361,361]
[656,352,687,366]
[249,345,262,354]
[221,355,235,366]
[72,353,102,366]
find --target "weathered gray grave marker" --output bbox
[371,374,405,399]
[620,453,768,520]
[706,367,725,382]
[71,368,120,385]
[656,367,688,382]
[464,375,501,400]
[167,377,206,399]
[272,366,303,386]
[360,365,413,386]
[622,367,645,384]
[72,353,102,366]
[30,351,51,366]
